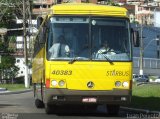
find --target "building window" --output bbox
[21,71,23,74]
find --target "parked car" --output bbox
[155,76,160,82]
[132,74,139,82]
[136,75,149,82]
[132,74,149,82]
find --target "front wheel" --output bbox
[45,103,57,114]
[107,105,120,115]
[35,99,44,108]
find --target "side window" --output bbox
[39,25,47,44]
[33,36,40,57]
[33,20,47,57]
[33,29,43,57]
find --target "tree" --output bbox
[98,0,120,6]
[0,52,19,82]
[0,32,19,83]
[0,0,22,82]
[106,0,120,6]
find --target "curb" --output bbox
[0,89,32,95]
[121,106,160,114]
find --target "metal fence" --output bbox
[133,57,160,69]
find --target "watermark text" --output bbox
[127,113,160,119]
[1,113,18,119]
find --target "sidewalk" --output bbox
[0,88,32,95]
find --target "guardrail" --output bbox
[133,57,160,69]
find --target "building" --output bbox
[32,0,99,16]
[125,0,159,25]
[32,0,56,15]
[135,4,158,25]
[132,24,160,58]
[154,7,160,27]
[13,35,33,78]
[14,18,37,78]
[122,5,136,22]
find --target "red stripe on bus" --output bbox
[46,79,50,88]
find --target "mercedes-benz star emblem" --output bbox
[87,81,94,88]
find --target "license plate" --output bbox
[82,97,97,103]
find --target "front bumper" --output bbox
[44,88,132,105]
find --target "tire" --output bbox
[107,105,119,115]
[33,83,36,98]
[35,99,44,108]
[45,103,57,114]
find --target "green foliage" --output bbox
[0,54,19,81]
[8,36,16,52]
[130,84,160,111]
[0,0,22,27]
[0,0,21,80]
[0,55,15,68]
[0,10,15,27]
[132,84,160,97]
[0,34,19,80]
[0,42,7,52]
[105,0,120,6]
[0,84,25,91]
[9,36,16,43]
[133,21,139,24]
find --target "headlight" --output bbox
[59,80,65,87]
[51,80,58,86]
[122,82,129,87]
[115,81,121,87]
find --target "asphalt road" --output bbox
[0,92,145,119]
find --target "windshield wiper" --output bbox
[68,57,89,64]
[68,57,78,64]
[98,50,114,65]
[69,52,114,65]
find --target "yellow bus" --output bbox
[32,3,139,114]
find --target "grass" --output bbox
[130,83,160,111]
[0,84,27,91]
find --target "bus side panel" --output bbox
[32,47,45,100]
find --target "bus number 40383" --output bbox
[52,70,72,75]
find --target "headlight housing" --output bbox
[51,80,58,86]
[115,81,121,87]
[122,81,129,87]
[59,80,65,87]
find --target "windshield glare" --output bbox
[47,16,131,61]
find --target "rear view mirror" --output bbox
[131,29,140,47]
[37,17,43,29]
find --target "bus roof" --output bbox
[50,3,128,17]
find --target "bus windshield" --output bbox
[47,16,131,61]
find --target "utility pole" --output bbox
[157,35,160,59]
[23,0,29,88]
[139,16,144,76]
